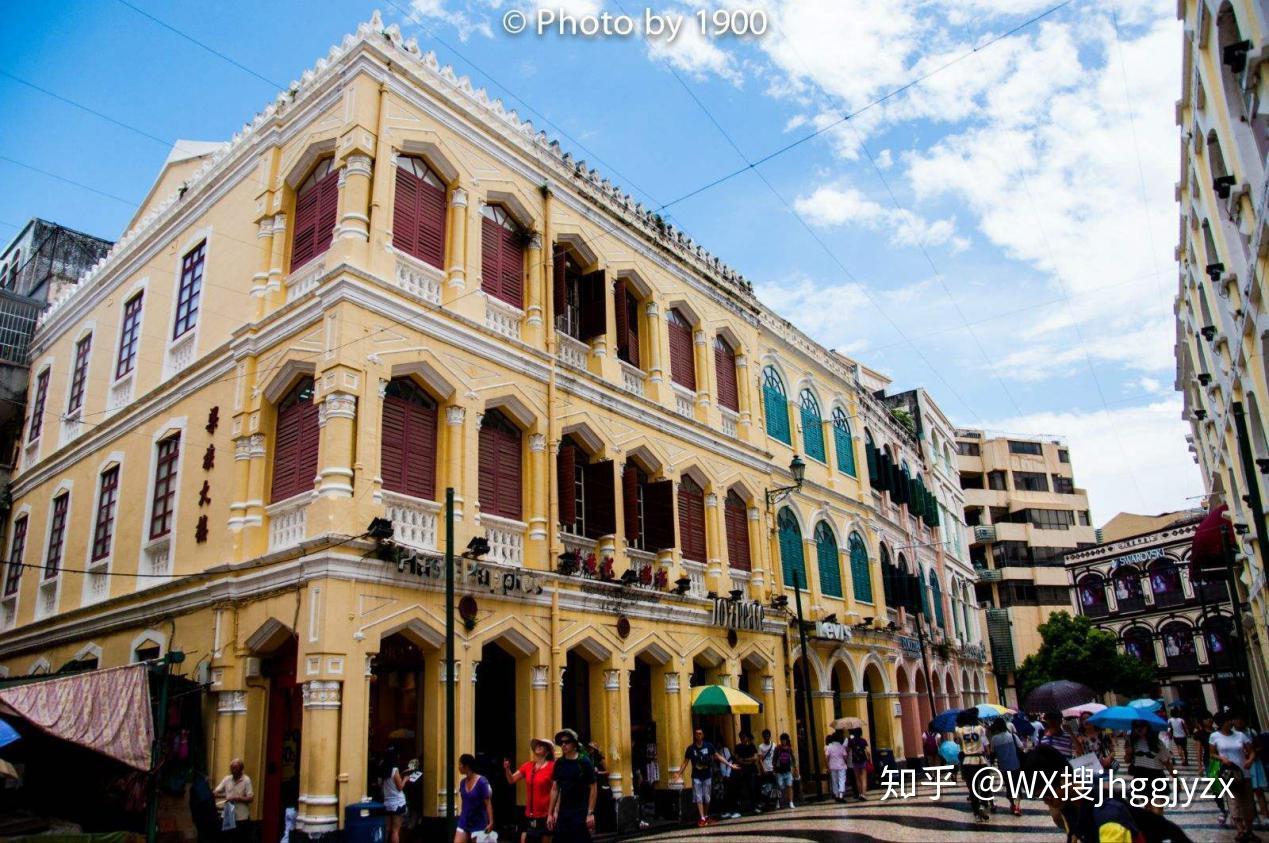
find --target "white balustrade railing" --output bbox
[108,375,135,414]
[164,331,196,379]
[286,257,326,301]
[485,296,523,340]
[395,253,442,304]
[720,410,738,437]
[384,491,439,551]
[37,581,57,619]
[673,389,695,418]
[59,413,82,447]
[560,532,597,564]
[482,513,526,566]
[682,560,707,597]
[268,495,311,552]
[143,538,172,577]
[0,597,15,631]
[557,333,588,369]
[620,363,646,397]
[729,570,751,598]
[627,549,656,580]
[85,565,109,603]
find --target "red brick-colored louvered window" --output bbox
[714,335,739,412]
[724,490,750,571]
[270,377,319,503]
[479,409,522,520]
[291,159,338,270]
[667,308,696,391]
[480,205,524,309]
[677,475,706,563]
[381,377,438,500]
[393,156,447,270]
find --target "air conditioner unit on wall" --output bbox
[243,656,263,679]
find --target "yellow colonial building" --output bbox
[0,13,992,837]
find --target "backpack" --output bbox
[923,732,939,756]
[850,739,868,765]
[774,746,793,773]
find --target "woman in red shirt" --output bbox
[504,737,556,842]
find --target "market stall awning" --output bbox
[1191,504,1229,573]
[0,663,153,770]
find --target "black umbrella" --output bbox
[1023,680,1095,714]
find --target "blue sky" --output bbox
[0,0,1199,519]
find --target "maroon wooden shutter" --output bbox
[292,164,338,269]
[678,478,706,561]
[381,396,407,492]
[613,278,629,362]
[583,460,616,538]
[392,166,420,257]
[626,290,640,366]
[500,226,524,308]
[479,411,522,520]
[315,170,339,258]
[715,338,739,412]
[622,463,640,543]
[725,491,751,571]
[272,378,319,502]
[643,479,676,551]
[667,311,697,390]
[381,381,437,499]
[557,439,577,528]
[478,421,500,515]
[292,186,318,268]
[552,248,567,319]
[497,421,522,519]
[579,270,607,340]
[417,176,446,268]
[481,216,502,301]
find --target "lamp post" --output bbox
[764,455,807,514]
[444,487,456,837]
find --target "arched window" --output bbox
[478,409,522,520]
[777,507,806,589]
[714,336,739,412]
[880,543,894,605]
[814,521,841,598]
[930,570,945,632]
[1203,616,1233,667]
[1148,559,1184,608]
[1077,573,1108,618]
[557,438,614,540]
[1161,621,1197,670]
[832,408,856,476]
[800,390,825,463]
[1112,565,1145,612]
[291,158,338,269]
[724,490,750,571]
[381,377,438,500]
[666,308,697,391]
[1122,626,1156,665]
[763,367,790,444]
[393,155,447,269]
[271,377,319,503]
[848,532,871,603]
[480,205,525,309]
[916,562,931,619]
[677,475,706,563]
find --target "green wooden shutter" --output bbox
[849,532,872,603]
[931,572,946,631]
[800,391,825,463]
[815,522,841,598]
[778,508,805,589]
[833,413,856,476]
[763,368,791,445]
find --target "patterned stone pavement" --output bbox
[633,755,1243,842]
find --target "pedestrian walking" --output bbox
[1126,720,1174,816]
[1037,710,1076,758]
[455,753,494,843]
[772,733,799,810]
[987,718,1023,816]
[715,741,740,819]
[1210,713,1256,842]
[379,747,408,843]
[549,728,597,842]
[757,729,776,807]
[1080,719,1112,770]
[825,733,848,803]
[504,737,556,842]
[954,708,991,822]
[846,728,870,801]
[679,727,738,827]
[1168,710,1190,765]
[213,758,254,842]
[732,731,760,815]
[922,722,941,768]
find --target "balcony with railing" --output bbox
[142,536,172,578]
[672,386,695,419]
[482,513,525,566]
[59,412,82,447]
[164,331,196,379]
[681,559,707,597]
[620,362,646,397]
[383,491,440,551]
[484,296,523,340]
[107,374,134,415]
[268,493,313,552]
[394,252,442,304]
[285,257,326,301]
[557,333,589,370]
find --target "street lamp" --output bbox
[764,454,807,512]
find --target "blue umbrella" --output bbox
[1011,712,1035,737]
[0,718,18,749]
[1087,706,1167,731]
[938,739,960,764]
[931,708,963,733]
[1127,698,1163,713]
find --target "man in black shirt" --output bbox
[732,731,760,815]
[549,729,597,842]
[679,728,738,827]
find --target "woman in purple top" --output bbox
[454,753,493,842]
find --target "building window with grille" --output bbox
[173,242,205,339]
[623,463,648,551]
[291,158,338,269]
[763,367,790,445]
[149,434,180,540]
[1008,440,1043,456]
[66,334,92,417]
[271,378,320,504]
[393,156,447,269]
[848,532,871,603]
[4,516,28,597]
[553,249,606,343]
[666,309,697,391]
[778,507,806,589]
[480,205,525,309]
[1051,475,1075,494]
[43,493,69,580]
[677,476,707,563]
[92,466,120,562]
[957,441,980,456]
[116,293,143,378]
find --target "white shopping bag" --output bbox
[221,803,237,832]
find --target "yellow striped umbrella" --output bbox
[690,684,763,715]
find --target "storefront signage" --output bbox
[395,551,544,597]
[962,642,986,662]
[1110,547,1165,569]
[812,621,853,642]
[898,635,922,658]
[711,598,765,632]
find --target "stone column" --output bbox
[531,664,551,740]
[813,689,837,747]
[734,354,752,439]
[525,233,544,346]
[898,692,920,759]
[747,505,767,599]
[230,436,254,561]
[604,668,627,798]
[296,681,342,836]
[528,432,548,544]
[317,391,358,499]
[212,689,249,791]
[265,212,288,313]
[705,491,724,595]
[664,672,685,790]
[252,216,274,319]
[760,674,778,740]
[242,433,268,559]
[693,329,711,420]
[445,406,466,519]
[427,658,461,816]
[445,188,468,292]
[336,153,373,251]
[644,301,664,402]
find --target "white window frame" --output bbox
[138,418,186,586]
[164,229,212,379]
[82,453,125,607]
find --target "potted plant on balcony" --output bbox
[599,556,614,581]
[638,564,653,587]
[653,568,669,591]
[935,641,951,661]
[582,552,598,578]
[557,551,580,576]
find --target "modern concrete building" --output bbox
[954,429,1096,708]
[0,13,992,838]
[1173,0,1269,722]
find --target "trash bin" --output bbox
[344,801,386,843]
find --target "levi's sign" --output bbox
[813,622,853,642]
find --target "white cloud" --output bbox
[645,5,743,83]
[976,400,1203,521]
[408,0,494,40]
[793,185,964,250]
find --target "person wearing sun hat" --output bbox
[548,728,597,842]
[505,737,556,842]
